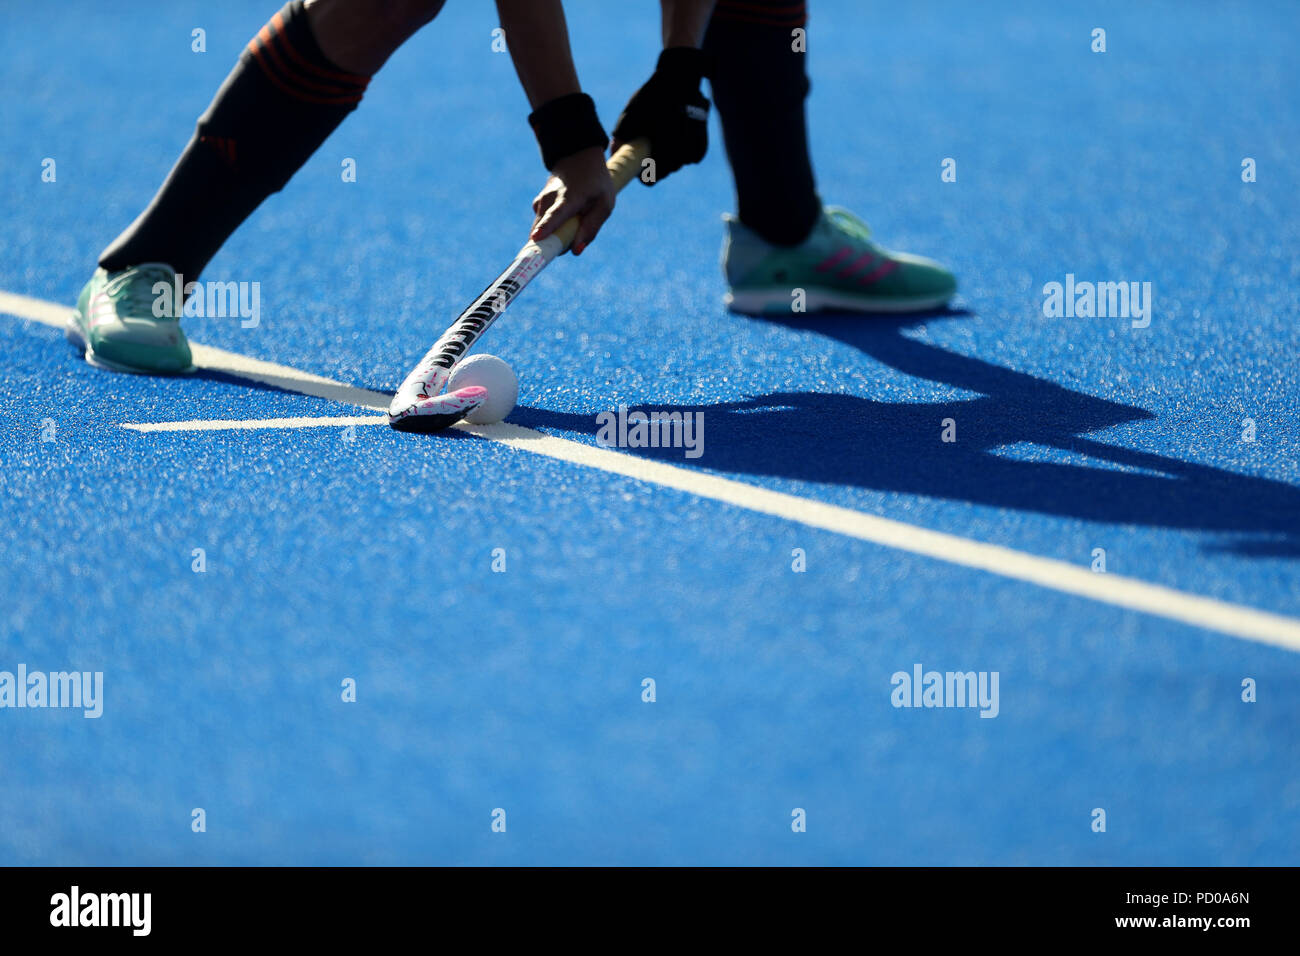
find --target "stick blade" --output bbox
[387,386,487,433]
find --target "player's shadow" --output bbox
[514,309,1300,557]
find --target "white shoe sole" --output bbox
[65,314,196,375]
[725,288,954,315]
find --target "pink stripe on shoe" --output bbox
[836,251,878,277]
[814,247,855,272]
[859,260,899,284]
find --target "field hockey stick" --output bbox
[388,138,651,432]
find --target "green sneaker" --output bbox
[68,263,194,374]
[723,206,957,315]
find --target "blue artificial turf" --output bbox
[1,0,1297,864]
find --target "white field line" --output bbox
[0,290,389,410]
[6,288,1300,652]
[123,414,389,433]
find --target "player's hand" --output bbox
[530,146,616,256]
[611,47,710,185]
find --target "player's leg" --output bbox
[72,0,444,373]
[704,0,819,248]
[704,0,956,315]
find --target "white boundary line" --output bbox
[122,414,389,433]
[6,289,1300,652]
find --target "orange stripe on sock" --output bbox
[712,11,809,28]
[248,38,365,105]
[256,24,364,99]
[717,0,807,11]
[269,11,370,88]
[713,0,807,27]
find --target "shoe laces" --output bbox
[824,206,874,242]
[105,264,177,318]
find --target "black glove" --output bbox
[612,47,710,184]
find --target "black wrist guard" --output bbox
[528,92,608,170]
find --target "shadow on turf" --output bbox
[513,308,1300,557]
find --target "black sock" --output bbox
[98,0,369,279]
[704,0,821,246]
